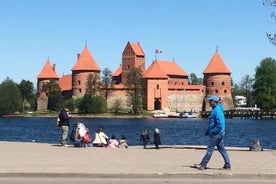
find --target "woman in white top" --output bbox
[93,127,108,147]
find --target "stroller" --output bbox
[70,122,92,147]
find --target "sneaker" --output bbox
[194,164,201,168]
[61,144,69,147]
[223,165,231,170]
[198,166,206,170]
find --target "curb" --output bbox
[1,173,276,179]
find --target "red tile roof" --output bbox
[143,61,168,79]
[71,46,100,71]
[129,42,144,56]
[155,60,189,76]
[112,65,122,77]
[58,74,72,91]
[203,51,231,74]
[37,59,59,79]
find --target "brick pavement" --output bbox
[0,142,275,179]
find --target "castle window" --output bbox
[211,82,214,86]
[224,90,227,93]
[156,85,159,90]
[79,89,82,93]
[215,90,218,93]
[78,80,81,85]
[127,65,129,69]
[222,82,225,85]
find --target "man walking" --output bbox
[196,95,231,170]
[59,107,72,147]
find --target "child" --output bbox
[108,135,119,148]
[118,135,128,148]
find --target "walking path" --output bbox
[0,141,275,179]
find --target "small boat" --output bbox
[168,112,188,118]
[153,113,169,118]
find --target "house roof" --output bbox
[112,65,122,77]
[129,42,144,56]
[58,74,72,91]
[154,60,189,76]
[143,61,168,79]
[71,46,101,71]
[37,59,59,79]
[203,51,231,74]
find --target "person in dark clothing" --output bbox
[59,107,72,147]
[154,128,161,149]
[140,129,150,149]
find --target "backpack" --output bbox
[56,117,62,127]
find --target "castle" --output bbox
[37,41,234,112]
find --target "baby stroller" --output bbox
[70,122,92,147]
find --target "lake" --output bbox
[0,117,275,150]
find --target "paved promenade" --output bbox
[0,141,275,179]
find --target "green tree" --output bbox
[252,58,276,110]
[91,96,107,113]
[126,67,144,115]
[239,75,255,107]
[101,68,114,100]
[0,77,23,114]
[18,80,36,111]
[41,79,63,111]
[86,73,101,99]
[79,73,102,113]
[189,73,203,85]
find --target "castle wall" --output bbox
[168,89,205,112]
[72,71,100,97]
[36,97,48,111]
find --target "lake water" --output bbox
[0,117,275,150]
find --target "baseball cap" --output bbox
[207,95,219,102]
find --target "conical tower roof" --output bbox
[203,51,231,74]
[71,46,100,71]
[37,59,59,79]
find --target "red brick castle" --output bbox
[37,41,234,112]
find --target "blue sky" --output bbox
[1,0,276,86]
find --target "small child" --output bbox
[108,135,119,148]
[118,135,128,148]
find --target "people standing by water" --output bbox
[59,107,72,147]
[93,127,108,147]
[249,139,263,151]
[154,128,161,149]
[118,135,128,148]
[195,95,231,170]
[140,129,150,149]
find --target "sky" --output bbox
[1,0,276,87]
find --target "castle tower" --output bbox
[71,46,101,97]
[143,61,169,110]
[36,59,59,110]
[203,50,234,110]
[121,42,145,84]
[37,59,59,98]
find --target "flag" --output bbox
[155,49,162,54]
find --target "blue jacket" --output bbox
[205,104,225,136]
